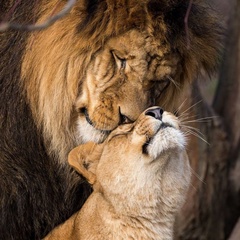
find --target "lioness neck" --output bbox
[81,192,175,240]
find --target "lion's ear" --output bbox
[68,142,103,185]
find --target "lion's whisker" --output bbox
[167,76,181,90]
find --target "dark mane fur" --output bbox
[0,2,91,239]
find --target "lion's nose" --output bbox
[145,107,164,120]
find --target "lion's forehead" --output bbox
[90,30,180,90]
[107,30,170,60]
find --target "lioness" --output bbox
[44,107,191,240]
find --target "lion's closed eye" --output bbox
[111,50,127,72]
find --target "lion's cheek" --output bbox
[75,117,108,144]
[89,102,120,130]
[84,108,120,131]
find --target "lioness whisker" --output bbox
[182,125,205,138]
[190,167,206,184]
[174,99,188,116]
[179,100,203,116]
[179,114,197,123]
[182,116,217,123]
[184,129,209,145]
[176,99,218,146]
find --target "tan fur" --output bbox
[44,107,191,240]
[20,0,222,164]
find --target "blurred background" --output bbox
[175,0,240,239]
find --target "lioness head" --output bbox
[69,107,191,215]
[21,1,222,162]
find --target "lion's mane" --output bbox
[0,0,223,239]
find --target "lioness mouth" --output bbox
[142,121,174,155]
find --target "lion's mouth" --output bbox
[80,108,111,135]
[81,107,132,131]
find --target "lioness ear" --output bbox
[68,142,103,185]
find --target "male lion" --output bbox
[0,0,222,239]
[44,107,191,240]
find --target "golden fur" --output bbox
[44,107,191,240]
[21,0,222,164]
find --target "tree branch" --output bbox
[0,0,76,32]
[184,0,193,49]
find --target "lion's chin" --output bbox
[76,117,110,144]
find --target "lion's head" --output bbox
[21,0,222,163]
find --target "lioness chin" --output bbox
[44,107,191,240]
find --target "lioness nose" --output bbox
[145,107,163,120]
